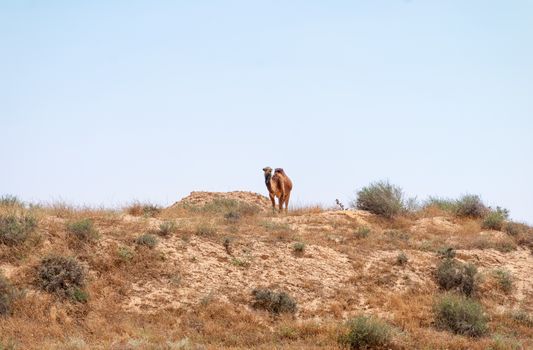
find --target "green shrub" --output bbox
[454,195,488,218]
[493,269,513,294]
[37,256,86,299]
[136,234,158,248]
[436,258,477,296]
[482,210,507,231]
[504,222,524,236]
[434,294,488,337]
[71,287,89,303]
[117,246,134,262]
[251,288,297,314]
[0,273,16,316]
[292,242,305,253]
[437,246,456,259]
[0,213,37,246]
[338,315,392,349]
[157,221,177,237]
[396,252,408,265]
[67,218,98,241]
[355,226,371,239]
[354,181,405,218]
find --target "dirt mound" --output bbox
[169,191,272,212]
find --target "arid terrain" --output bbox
[1,191,532,349]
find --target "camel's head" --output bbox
[262,167,273,177]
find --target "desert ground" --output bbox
[0,191,532,349]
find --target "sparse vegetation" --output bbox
[126,202,162,217]
[355,226,371,239]
[424,196,457,213]
[190,198,260,217]
[396,251,408,265]
[0,195,22,207]
[454,195,488,218]
[338,315,392,349]
[36,256,86,300]
[196,223,216,236]
[436,258,477,296]
[0,274,16,316]
[292,242,305,254]
[509,310,533,328]
[437,246,456,259]
[493,269,513,294]
[251,288,297,315]
[353,181,405,218]
[0,213,37,246]
[482,209,508,231]
[67,218,98,241]
[117,246,134,262]
[434,294,488,337]
[157,221,177,237]
[136,233,158,248]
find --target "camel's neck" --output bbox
[264,173,273,192]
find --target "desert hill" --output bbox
[0,191,532,349]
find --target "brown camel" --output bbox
[262,166,293,212]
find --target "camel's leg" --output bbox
[284,192,291,212]
[269,193,276,211]
[278,194,285,212]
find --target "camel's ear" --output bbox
[262,167,267,172]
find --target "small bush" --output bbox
[136,234,158,248]
[436,258,477,296]
[37,256,86,299]
[434,294,488,337]
[454,195,488,218]
[396,252,408,266]
[292,242,305,253]
[71,287,89,303]
[196,223,216,236]
[117,246,134,262]
[67,219,98,241]
[510,310,533,328]
[504,222,524,236]
[482,210,508,231]
[251,288,297,314]
[355,226,371,239]
[0,213,37,246]
[338,315,392,349]
[158,221,177,237]
[354,181,405,218]
[224,211,241,223]
[126,203,161,217]
[0,273,16,316]
[494,269,513,294]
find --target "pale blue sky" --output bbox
[1,1,532,223]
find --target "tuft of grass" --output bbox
[126,202,161,217]
[157,221,177,237]
[251,288,297,315]
[0,213,37,246]
[195,223,216,236]
[260,220,291,232]
[424,196,457,213]
[434,294,488,337]
[0,273,16,316]
[338,315,392,349]
[396,251,408,266]
[292,242,305,254]
[67,218,98,242]
[0,195,22,207]
[224,210,241,223]
[436,258,477,296]
[71,287,89,303]
[493,269,513,294]
[136,234,158,248]
[117,246,134,262]
[454,195,488,218]
[509,310,533,328]
[353,180,405,218]
[36,256,86,299]
[354,226,371,239]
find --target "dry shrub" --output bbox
[135,234,158,248]
[36,256,86,300]
[251,288,297,315]
[455,195,488,218]
[0,213,37,246]
[353,181,405,218]
[338,315,393,349]
[434,294,488,337]
[436,258,477,296]
[0,273,16,316]
[157,221,177,237]
[67,218,98,242]
[493,269,513,294]
[126,202,161,217]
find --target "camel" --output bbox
[262,167,293,212]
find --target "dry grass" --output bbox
[0,196,532,349]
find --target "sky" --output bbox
[1,1,532,223]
